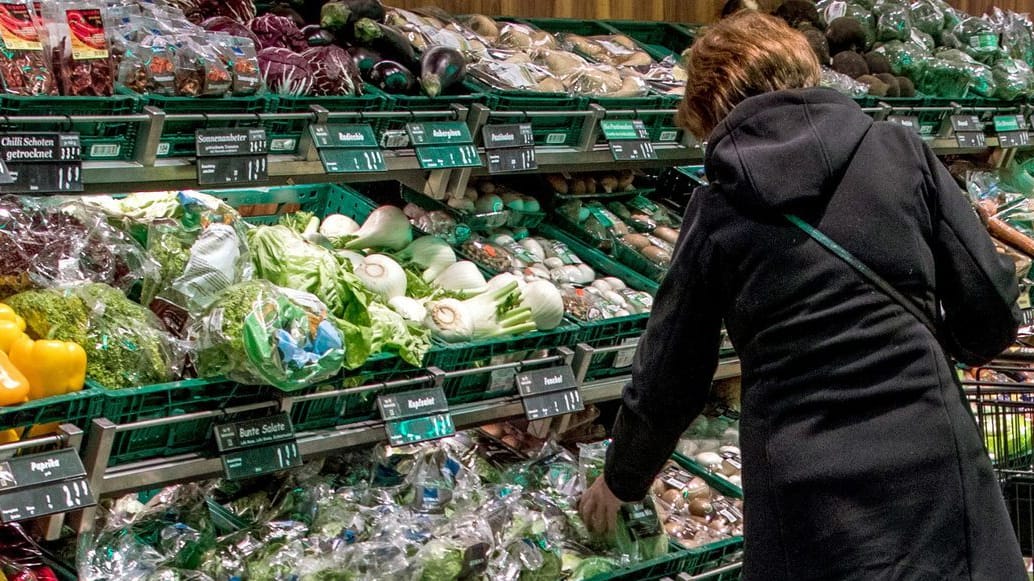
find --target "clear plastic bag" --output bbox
[875,39,930,76]
[0,0,57,95]
[558,33,654,68]
[910,0,946,35]
[42,0,115,96]
[874,1,913,42]
[819,66,871,97]
[917,56,971,98]
[195,280,345,390]
[992,57,1033,100]
[954,16,1001,63]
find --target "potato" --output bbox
[642,245,672,265]
[622,51,654,67]
[623,233,651,250]
[653,226,679,245]
[536,77,565,93]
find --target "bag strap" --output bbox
[784,213,940,339]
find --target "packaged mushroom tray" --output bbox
[549,172,681,282]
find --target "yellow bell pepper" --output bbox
[0,428,18,444]
[26,423,59,438]
[0,321,24,354]
[0,350,28,406]
[0,304,25,331]
[9,335,86,400]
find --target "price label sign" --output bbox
[213,413,301,481]
[309,123,387,173]
[888,115,920,133]
[378,386,455,445]
[195,128,268,185]
[483,123,536,174]
[950,115,987,148]
[993,114,1029,148]
[0,448,95,523]
[601,120,657,161]
[0,132,81,193]
[407,122,483,170]
[515,365,584,420]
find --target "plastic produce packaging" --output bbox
[992,57,1033,100]
[953,16,1001,62]
[820,66,871,96]
[909,0,947,35]
[195,280,345,390]
[42,0,114,96]
[874,1,913,42]
[874,39,930,76]
[918,56,971,97]
[0,0,57,95]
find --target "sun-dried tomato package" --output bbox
[0,0,56,95]
[211,33,261,96]
[43,0,114,96]
[173,34,231,96]
[118,37,176,95]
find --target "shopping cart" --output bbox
[964,363,1034,556]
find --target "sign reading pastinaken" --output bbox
[0,132,81,193]
[195,128,268,185]
[483,123,536,174]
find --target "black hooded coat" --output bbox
[605,87,1026,580]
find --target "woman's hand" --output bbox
[578,476,623,536]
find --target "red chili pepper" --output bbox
[33,566,58,581]
[67,20,104,50]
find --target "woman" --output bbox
[578,11,1026,581]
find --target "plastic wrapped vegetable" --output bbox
[910,0,946,35]
[874,1,913,42]
[917,56,970,98]
[195,280,345,390]
[819,66,870,97]
[992,57,1033,100]
[954,16,1000,63]
[874,40,929,76]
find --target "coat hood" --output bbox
[705,87,874,213]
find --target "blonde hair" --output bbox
[677,11,821,139]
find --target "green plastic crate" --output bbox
[374,88,484,145]
[602,20,695,60]
[119,86,269,157]
[589,452,744,581]
[0,93,141,160]
[286,353,426,432]
[538,224,659,380]
[466,79,590,147]
[206,182,378,225]
[426,323,582,403]
[96,377,275,466]
[266,90,386,154]
[0,388,101,436]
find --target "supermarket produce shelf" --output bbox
[80,359,741,504]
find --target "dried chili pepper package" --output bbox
[0,0,56,95]
[42,0,115,96]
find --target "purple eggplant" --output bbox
[419,46,466,98]
[349,46,382,79]
[354,17,417,69]
[301,24,335,46]
[369,60,416,94]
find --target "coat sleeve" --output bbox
[604,201,725,502]
[920,141,1020,366]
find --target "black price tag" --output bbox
[483,123,536,174]
[515,365,578,397]
[955,132,986,148]
[888,115,920,132]
[406,122,474,146]
[195,128,268,186]
[482,124,535,149]
[998,131,1030,148]
[619,499,664,540]
[950,115,983,132]
[310,124,387,173]
[0,133,81,193]
[0,448,94,523]
[601,120,658,161]
[487,147,536,173]
[610,140,658,161]
[213,413,301,481]
[522,390,583,420]
[415,144,482,169]
[378,387,449,420]
[1021,308,1034,327]
[378,387,454,445]
[384,412,455,446]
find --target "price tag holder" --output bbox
[515,365,584,420]
[195,128,268,185]
[888,115,920,133]
[601,120,658,161]
[213,412,301,481]
[309,123,387,173]
[0,448,95,523]
[951,115,983,132]
[994,114,1030,148]
[378,386,455,445]
[483,123,536,174]
[407,122,482,170]
[955,132,986,148]
[0,132,81,193]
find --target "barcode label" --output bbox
[546,133,566,145]
[156,142,171,156]
[658,130,678,142]
[89,143,120,158]
[612,338,638,369]
[269,138,296,152]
